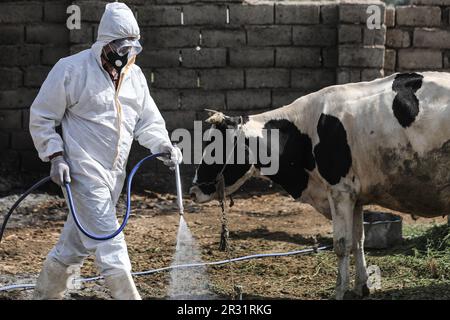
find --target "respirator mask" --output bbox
[105,38,142,69]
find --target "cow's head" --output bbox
[189,110,254,203]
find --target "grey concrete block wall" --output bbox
[337,1,386,84]
[0,0,72,175]
[385,2,450,74]
[0,0,445,179]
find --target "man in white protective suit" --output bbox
[29,2,182,300]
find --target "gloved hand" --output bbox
[159,144,182,169]
[50,155,71,186]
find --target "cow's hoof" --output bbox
[356,284,370,298]
[335,290,360,300]
[336,290,357,300]
[353,283,370,298]
[343,290,358,300]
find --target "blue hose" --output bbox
[0,152,167,242]
[0,176,52,243]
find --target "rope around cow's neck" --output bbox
[214,116,245,252]
[213,116,245,297]
[216,173,229,252]
[216,172,238,299]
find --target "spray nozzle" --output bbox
[174,161,184,216]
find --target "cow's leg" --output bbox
[353,205,369,297]
[328,190,354,300]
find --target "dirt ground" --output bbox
[0,186,449,300]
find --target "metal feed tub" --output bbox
[363,211,402,249]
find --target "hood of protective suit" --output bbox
[91,2,140,66]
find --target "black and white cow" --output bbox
[189,72,450,299]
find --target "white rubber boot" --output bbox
[33,256,73,300]
[104,271,142,300]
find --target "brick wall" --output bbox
[385,0,450,74]
[338,2,386,83]
[2,0,442,187]
[0,1,71,175]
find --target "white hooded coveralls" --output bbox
[29,3,172,277]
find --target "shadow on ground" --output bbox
[369,282,450,300]
[230,227,332,247]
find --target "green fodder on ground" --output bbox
[364,223,450,300]
[187,221,450,300]
[207,222,450,300]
